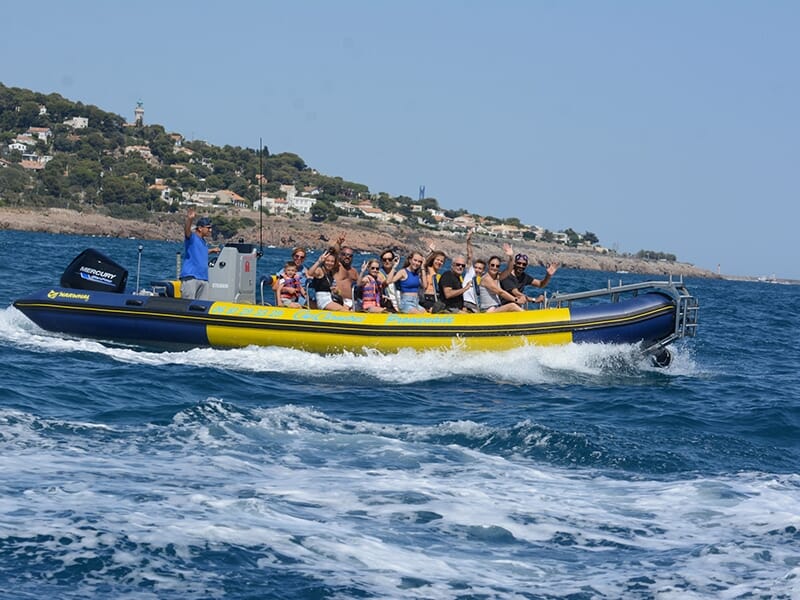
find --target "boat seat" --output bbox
[259,275,278,305]
[151,280,181,298]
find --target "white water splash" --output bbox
[1,403,797,598]
[2,305,699,385]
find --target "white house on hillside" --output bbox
[255,196,289,214]
[289,195,316,213]
[63,117,89,129]
[26,127,52,142]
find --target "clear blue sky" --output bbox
[4,1,798,279]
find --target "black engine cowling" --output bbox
[60,248,128,293]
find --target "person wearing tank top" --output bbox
[358,259,387,312]
[306,249,350,311]
[388,252,426,313]
[479,255,523,313]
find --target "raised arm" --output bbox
[306,251,328,279]
[184,208,196,239]
[333,234,346,254]
[498,243,514,280]
[465,230,474,265]
[532,262,559,288]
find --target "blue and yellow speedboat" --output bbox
[13,247,699,364]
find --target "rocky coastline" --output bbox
[0,206,718,278]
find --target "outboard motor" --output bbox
[60,248,128,293]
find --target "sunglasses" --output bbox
[293,254,306,259]
[381,257,394,261]
[489,263,500,268]
[453,262,466,267]
[515,253,528,262]
[515,261,528,267]
[341,253,353,258]
[369,267,380,270]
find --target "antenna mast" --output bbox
[258,138,264,256]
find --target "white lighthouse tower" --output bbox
[134,100,144,127]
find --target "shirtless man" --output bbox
[333,235,359,308]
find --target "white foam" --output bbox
[1,306,700,385]
[1,403,798,597]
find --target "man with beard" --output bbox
[333,235,359,309]
[500,251,559,307]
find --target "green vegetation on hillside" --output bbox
[0,83,679,262]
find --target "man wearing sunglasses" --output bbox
[500,251,559,307]
[439,254,473,313]
[180,207,220,300]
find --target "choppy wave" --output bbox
[3,238,799,599]
[1,402,799,599]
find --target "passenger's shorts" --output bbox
[399,293,421,313]
[316,291,333,309]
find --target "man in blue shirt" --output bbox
[180,208,220,299]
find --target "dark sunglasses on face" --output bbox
[382,256,393,261]
[453,263,466,267]
[489,263,500,268]
[341,253,353,258]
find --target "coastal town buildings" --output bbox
[0,93,604,253]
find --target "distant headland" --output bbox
[0,83,712,278]
[0,206,721,279]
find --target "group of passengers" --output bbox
[179,209,559,310]
[272,231,559,314]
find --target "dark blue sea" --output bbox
[1,230,798,599]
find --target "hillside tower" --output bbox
[134,100,144,127]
